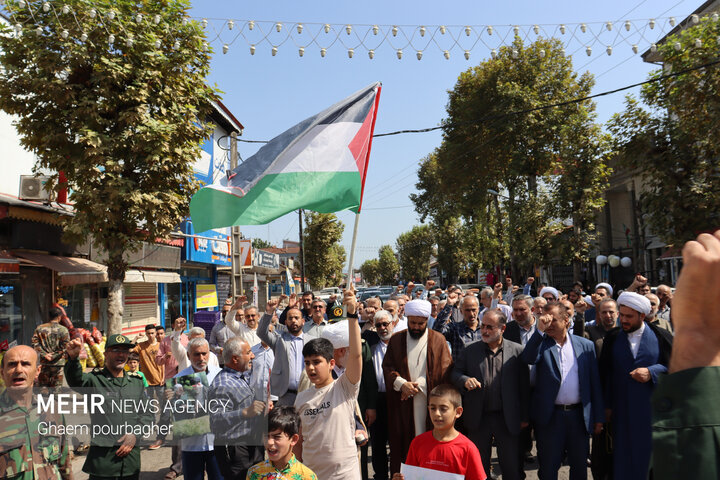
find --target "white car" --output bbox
[316,287,342,301]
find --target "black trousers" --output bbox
[369,392,390,480]
[214,444,264,480]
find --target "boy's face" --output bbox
[265,428,298,464]
[304,354,334,385]
[127,359,139,372]
[428,396,462,431]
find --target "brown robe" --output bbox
[382,329,454,474]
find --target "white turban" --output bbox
[404,299,432,318]
[584,295,594,307]
[617,292,651,316]
[596,282,614,297]
[539,286,559,300]
[321,321,350,349]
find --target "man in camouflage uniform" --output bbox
[31,307,70,390]
[0,345,72,480]
[65,334,151,480]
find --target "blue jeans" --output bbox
[181,450,224,480]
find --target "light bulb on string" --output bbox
[512,49,518,58]
[80,32,87,42]
[368,49,374,59]
[560,47,566,56]
[416,50,422,60]
[324,24,330,33]
[248,21,254,30]
[606,45,612,55]
[272,46,277,56]
[712,13,719,21]
[62,5,69,14]
[695,38,702,48]
[586,46,592,56]
[539,48,545,58]
[108,10,115,20]
[397,49,403,59]
[440,25,446,34]
[513,25,519,36]
[464,50,470,60]
[42,2,49,12]
[420,26,426,37]
[372,25,379,35]
[605,22,612,31]
[135,14,142,23]
[580,23,587,33]
[222,44,229,54]
[14,24,22,35]
[348,48,354,58]
[559,24,566,34]
[173,40,179,49]
[650,43,657,53]
[649,19,655,29]
[624,21,631,31]
[126,35,134,47]
[18,0,25,8]
[465,26,471,36]
[491,49,497,59]
[632,44,638,53]
[154,39,161,48]
[673,42,681,51]
[443,50,450,59]
[392,26,398,36]
[202,19,208,28]
[320,47,326,57]
[228,20,234,30]
[35,26,42,35]
[533,25,539,34]
[250,44,255,55]
[345,25,352,35]
[669,17,676,27]
[182,18,188,25]
[298,47,304,57]
[154,15,161,25]
[275,23,282,32]
[691,14,699,24]
[296,24,303,34]
[61,29,69,39]
[89,9,96,19]
[487,25,493,35]
[108,34,115,44]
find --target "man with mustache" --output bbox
[382,299,453,474]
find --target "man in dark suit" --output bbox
[521,302,604,480]
[452,308,530,480]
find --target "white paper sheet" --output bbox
[400,463,465,480]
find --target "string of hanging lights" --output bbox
[3,1,719,60]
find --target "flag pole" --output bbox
[346,213,361,287]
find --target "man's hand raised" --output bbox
[66,337,83,359]
[265,298,279,315]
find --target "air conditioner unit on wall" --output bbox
[19,175,55,202]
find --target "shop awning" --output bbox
[124,270,181,284]
[15,252,108,286]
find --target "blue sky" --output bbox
[188,0,698,270]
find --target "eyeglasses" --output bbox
[312,305,325,310]
[375,322,391,328]
[480,324,499,330]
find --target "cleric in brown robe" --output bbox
[382,298,454,474]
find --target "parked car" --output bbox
[359,289,382,301]
[316,287,342,301]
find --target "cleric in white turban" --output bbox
[617,291,652,316]
[404,299,432,318]
[539,286,559,301]
[596,282,614,297]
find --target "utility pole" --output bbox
[230,132,243,296]
[299,209,306,291]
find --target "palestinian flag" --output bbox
[190,82,381,231]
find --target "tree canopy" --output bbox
[396,225,434,281]
[0,0,219,333]
[303,212,345,289]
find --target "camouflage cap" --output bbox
[105,334,133,350]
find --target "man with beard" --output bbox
[599,292,673,480]
[382,299,453,474]
[173,338,223,480]
[383,299,407,332]
[279,291,315,324]
[584,283,613,324]
[451,309,529,480]
[585,298,620,354]
[368,310,395,480]
[655,285,672,324]
[0,345,73,480]
[258,299,307,406]
[645,293,673,333]
[225,298,263,348]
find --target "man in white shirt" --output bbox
[171,327,219,372]
[225,300,262,348]
[173,338,223,480]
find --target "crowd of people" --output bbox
[3,230,720,480]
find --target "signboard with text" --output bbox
[181,220,231,266]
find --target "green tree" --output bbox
[252,238,275,250]
[396,225,434,281]
[0,0,218,333]
[413,37,608,279]
[359,259,380,285]
[303,212,345,289]
[376,245,399,284]
[607,17,720,246]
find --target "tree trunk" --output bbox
[106,253,126,335]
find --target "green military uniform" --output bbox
[31,322,70,389]
[64,335,151,479]
[0,391,72,480]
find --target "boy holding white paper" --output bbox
[393,384,486,480]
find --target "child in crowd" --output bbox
[393,384,486,480]
[246,405,318,480]
[294,289,363,480]
[127,352,148,387]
